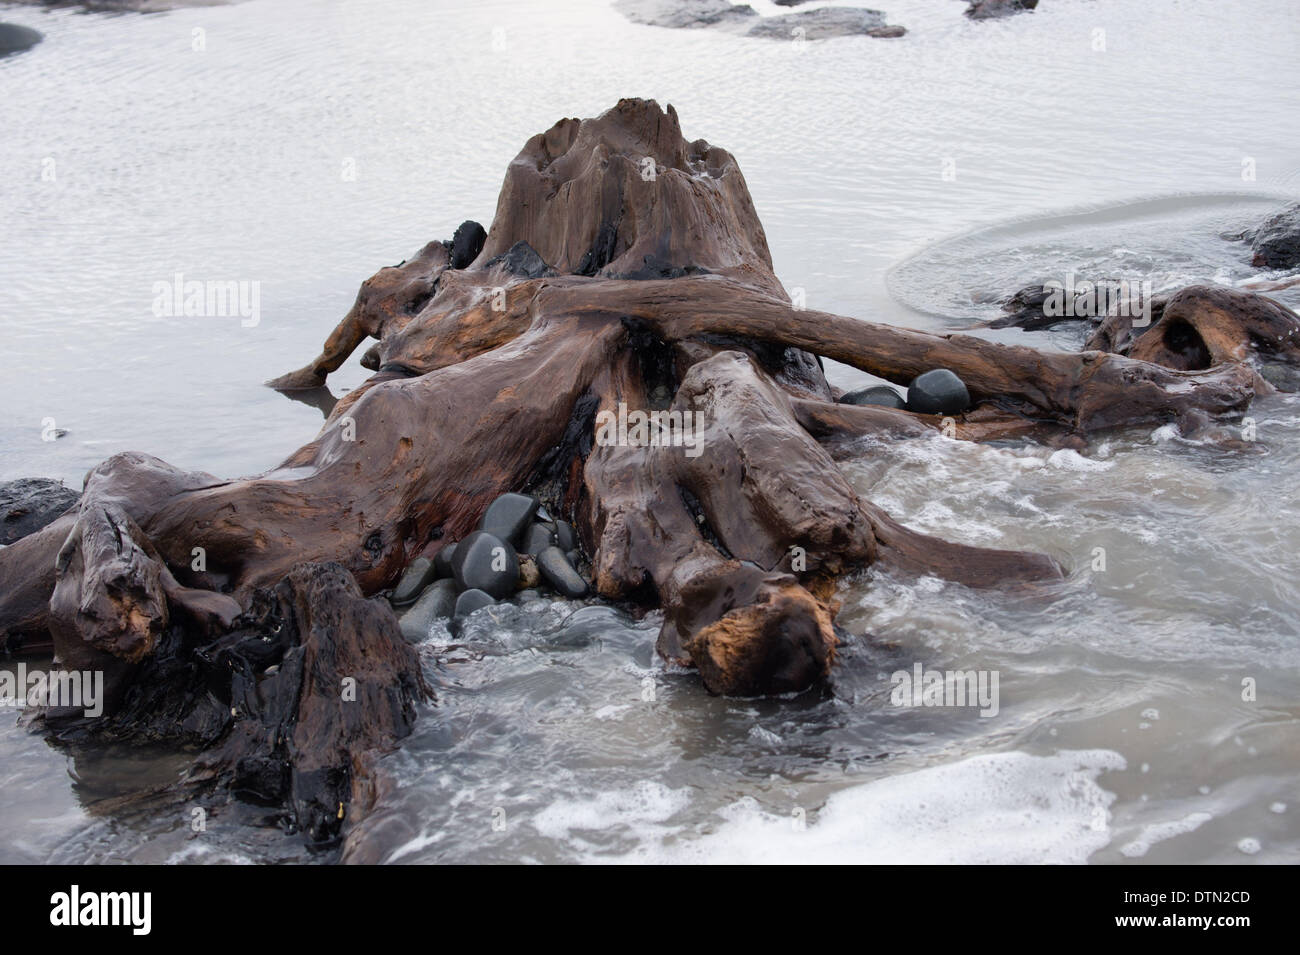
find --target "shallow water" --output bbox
[1,0,1298,863]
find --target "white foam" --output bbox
[530,780,691,841]
[1119,811,1213,858]
[554,749,1124,864]
[1047,449,1115,472]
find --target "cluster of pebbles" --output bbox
[836,368,972,416]
[387,493,589,642]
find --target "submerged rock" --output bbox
[966,0,1038,20]
[839,385,906,409]
[0,478,79,545]
[905,369,971,415]
[747,7,904,40]
[454,588,495,618]
[615,0,758,30]
[0,23,42,58]
[991,279,1135,330]
[537,546,589,598]
[614,0,903,39]
[480,492,540,547]
[1249,202,1300,270]
[451,530,520,598]
[398,579,457,642]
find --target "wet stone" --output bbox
[537,546,588,598]
[433,541,458,579]
[554,519,577,552]
[479,492,540,548]
[390,556,436,607]
[905,368,971,415]
[522,522,556,556]
[451,530,520,598]
[839,385,906,409]
[454,588,496,618]
[398,579,457,643]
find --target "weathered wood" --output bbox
[0,99,1280,839]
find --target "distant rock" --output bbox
[0,478,78,545]
[747,7,905,40]
[614,0,904,39]
[0,23,42,58]
[965,0,1038,21]
[615,0,758,30]
[1249,202,1300,270]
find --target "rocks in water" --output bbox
[992,280,1138,330]
[389,556,436,607]
[480,492,540,547]
[433,541,458,579]
[615,0,758,30]
[449,220,487,269]
[398,579,457,642]
[454,588,496,618]
[0,478,79,545]
[486,240,553,279]
[905,369,971,415]
[613,0,903,39]
[746,7,906,40]
[991,283,1053,328]
[0,23,42,58]
[522,522,555,556]
[1249,202,1300,269]
[838,384,906,409]
[965,0,1038,20]
[536,546,589,598]
[553,519,577,552]
[450,530,519,598]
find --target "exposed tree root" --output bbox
[2,98,1287,847]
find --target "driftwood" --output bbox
[1,98,1289,841]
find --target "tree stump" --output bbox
[0,98,1285,839]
